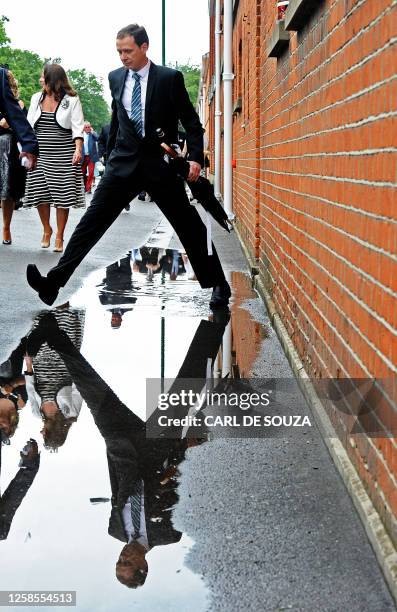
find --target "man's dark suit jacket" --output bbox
[0,68,38,155]
[106,62,204,178]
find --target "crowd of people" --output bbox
[0,63,109,251]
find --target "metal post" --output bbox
[214,0,222,199]
[223,0,235,220]
[162,0,166,66]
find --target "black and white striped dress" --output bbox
[31,308,85,403]
[24,111,85,208]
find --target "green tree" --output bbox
[170,62,201,106]
[0,46,43,104]
[0,17,110,128]
[0,15,10,47]
[68,68,110,131]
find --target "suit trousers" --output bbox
[48,156,227,290]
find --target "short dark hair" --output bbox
[116,24,149,47]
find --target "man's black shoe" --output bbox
[124,204,130,211]
[209,282,231,310]
[26,265,59,306]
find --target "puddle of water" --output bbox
[0,248,266,612]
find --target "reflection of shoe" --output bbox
[41,228,53,248]
[53,238,64,253]
[26,264,59,306]
[124,204,130,211]
[209,282,231,310]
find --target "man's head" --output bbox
[110,312,123,329]
[116,24,149,72]
[116,542,148,588]
[0,398,19,440]
[83,122,92,133]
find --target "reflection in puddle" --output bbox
[0,248,266,611]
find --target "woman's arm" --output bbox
[72,136,83,165]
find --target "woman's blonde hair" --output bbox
[6,70,19,99]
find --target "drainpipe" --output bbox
[223,0,235,220]
[214,0,222,200]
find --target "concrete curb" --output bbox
[234,224,397,604]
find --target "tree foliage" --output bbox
[0,15,10,47]
[68,69,110,131]
[170,62,201,106]
[0,16,109,129]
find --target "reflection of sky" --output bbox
[0,268,209,612]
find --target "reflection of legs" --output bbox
[2,198,14,243]
[47,174,141,289]
[146,170,226,289]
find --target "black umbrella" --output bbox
[156,130,232,233]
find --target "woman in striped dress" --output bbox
[25,306,85,450]
[24,64,85,253]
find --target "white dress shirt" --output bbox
[121,60,151,137]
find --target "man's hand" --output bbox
[20,152,37,171]
[187,161,201,182]
[19,439,40,467]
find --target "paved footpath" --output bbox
[0,192,395,611]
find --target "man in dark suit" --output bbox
[0,67,38,168]
[97,123,110,164]
[26,24,231,309]
[30,309,229,587]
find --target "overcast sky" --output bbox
[1,1,209,101]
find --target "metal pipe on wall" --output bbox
[214,0,222,200]
[222,0,234,219]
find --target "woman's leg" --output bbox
[37,203,52,248]
[2,198,14,244]
[54,207,70,252]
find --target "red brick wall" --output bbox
[205,0,397,544]
[258,0,397,542]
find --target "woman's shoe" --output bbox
[2,229,11,245]
[41,228,53,248]
[53,238,64,253]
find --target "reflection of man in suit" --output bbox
[98,255,137,327]
[35,311,228,587]
[0,439,40,540]
[26,24,231,309]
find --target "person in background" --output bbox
[81,121,99,194]
[98,123,110,164]
[24,307,85,450]
[0,66,38,244]
[0,439,40,540]
[24,64,84,253]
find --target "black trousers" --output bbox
[48,157,227,290]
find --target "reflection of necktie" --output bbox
[130,480,142,537]
[130,72,142,137]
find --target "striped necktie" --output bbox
[130,72,143,137]
[130,479,143,537]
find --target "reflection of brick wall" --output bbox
[205,0,397,544]
[230,272,264,377]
